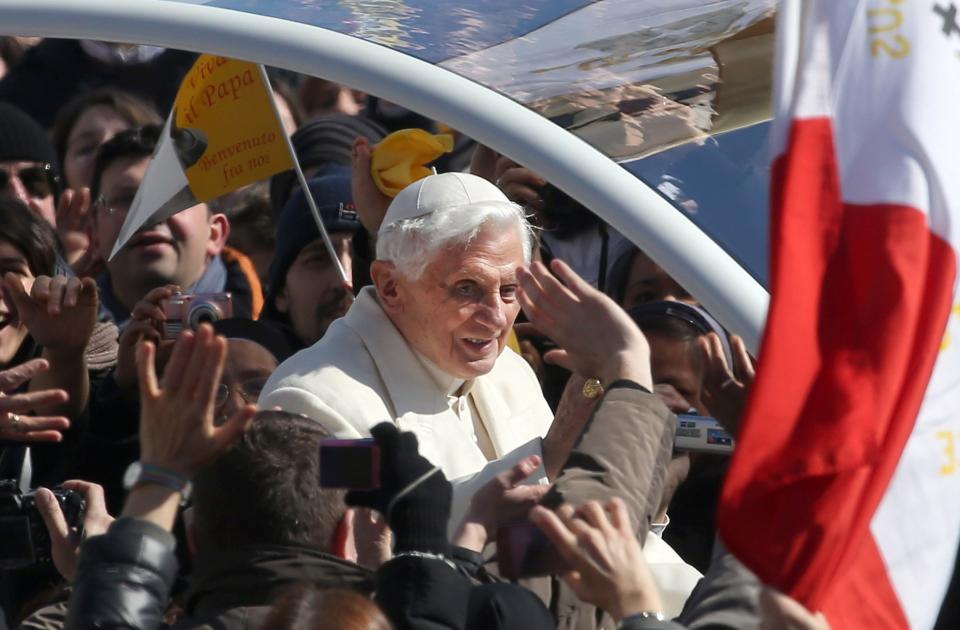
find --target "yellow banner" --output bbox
[171,55,292,201]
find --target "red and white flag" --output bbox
[718,1,960,628]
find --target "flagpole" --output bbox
[258,65,352,292]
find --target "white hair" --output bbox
[376,200,534,279]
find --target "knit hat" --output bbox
[268,114,388,213]
[379,172,512,234]
[266,169,360,302]
[0,103,60,173]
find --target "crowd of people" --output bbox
[0,38,833,630]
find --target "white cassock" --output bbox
[258,286,554,481]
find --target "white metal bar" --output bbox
[0,0,769,349]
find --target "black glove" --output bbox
[346,423,453,555]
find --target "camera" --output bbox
[318,439,381,490]
[0,447,85,570]
[674,414,735,455]
[160,292,233,339]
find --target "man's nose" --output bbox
[478,293,508,329]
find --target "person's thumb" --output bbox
[36,487,70,542]
[2,273,32,322]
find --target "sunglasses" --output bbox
[0,163,60,199]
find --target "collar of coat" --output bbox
[184,545,374,615]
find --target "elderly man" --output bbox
[259,172,552,479]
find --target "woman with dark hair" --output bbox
[0,197,116,444]
[49,88,162,272]
[51,88,162,190]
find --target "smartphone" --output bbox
[318,439,381,489]
[674,415,735,455]
[496,520,569,579]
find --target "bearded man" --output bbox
[259,172,552,478]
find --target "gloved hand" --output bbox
[346,423,453,555]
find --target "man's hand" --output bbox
[36,480,114,582]
[493,156,545,213]
[55,188,97,270]
[517,259,653,390]
[454,454,547,552]
[699,332,755,438]
[352,136,393,233]
[115,285,179,395]
[3,274,98,356]
[351,507,393,570]
[530,498,664,622]
[0,359,70,442]
[136,325,255,478]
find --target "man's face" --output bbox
[64,104,131,189]
[95,156,219,291]
[0,160,57,226]
[647,333,707,415]
[621,250,691,310]
[275,233,353,346]
[216,338,277,420]
[383,224,525,380]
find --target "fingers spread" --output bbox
[160,330,195,394]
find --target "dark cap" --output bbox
[266,169,360,303]
[211,318,296,363]
[0,103,59,173]
[268,113,388,213]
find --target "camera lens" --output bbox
[186,302,223,330]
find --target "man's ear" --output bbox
[370,260,404,314]
[331,508,358,562]
[207,211,230,258]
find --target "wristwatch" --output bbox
[123,461,193,502]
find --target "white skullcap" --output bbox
[378,172,512,234]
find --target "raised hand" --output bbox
[136,325,255,478]
[2,274,98,355]
[114,284,179,395]
[530,498,664,622]
[0,358,70,442]
[517,259,653,390]
[699,332,755,437]
[36,480,114,581]
[454,454,547,552]
[352,136,393,233]
[493,156,545,213]
[55,188,99,273]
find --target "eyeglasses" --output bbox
[0,163,60,199]
[93,191,137,218]
[214,376,269,409]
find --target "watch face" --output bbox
[122,461,142,490]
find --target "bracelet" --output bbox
[607,379,652,394]
[139,463,190,494]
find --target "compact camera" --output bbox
[674,414,735,455]
[161,292,233,339]
[318,439,381,490]
[0,447,86,570]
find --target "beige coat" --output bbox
[258,287,554,480]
